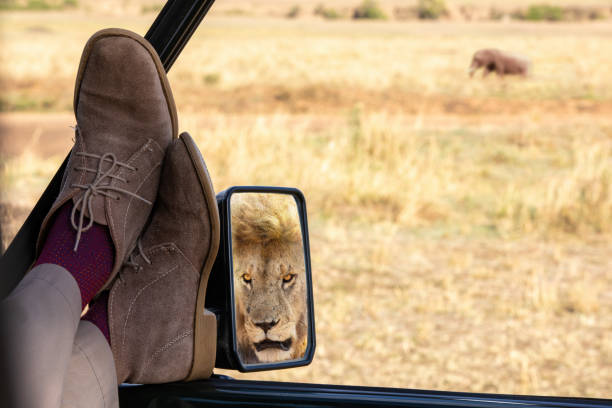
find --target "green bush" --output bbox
[353,0,387,20]
[286,5,301,18]
[0,0,78,10]
[0,0,18,10]
[141,4,163,14]
[524,4,563,21]
[314,4,341,19]
[417,0,447,20]
[203,73,221,86]
[27,0,57,10]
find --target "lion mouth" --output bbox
[254,338,293,352]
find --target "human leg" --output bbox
[0,265,81,408]
[61,321,119,408]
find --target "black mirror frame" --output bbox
[206,186,316,372]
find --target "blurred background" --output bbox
[0,0,610,398]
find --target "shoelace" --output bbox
[124,239,152,272]
[70,150,152,251]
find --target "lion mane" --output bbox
[231,194,302,248]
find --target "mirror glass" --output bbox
[230,192,308,365]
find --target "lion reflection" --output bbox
[231,193,308,364]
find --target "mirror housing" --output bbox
[206,186,316,372]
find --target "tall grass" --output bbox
[5,113,608,239]
[501,140,611,235]
[176,113,612,238]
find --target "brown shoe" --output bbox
[108,133,220,383]
[36,28,178,292]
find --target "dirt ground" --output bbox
[0,113,72,250]
[0,112,73,158]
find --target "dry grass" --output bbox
[2,14,612,112]
[219,230,612,396]
[0,11,611,398]
[180,113,611,238]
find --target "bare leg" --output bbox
[61,321,118,408]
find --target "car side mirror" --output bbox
[206,186,316,372]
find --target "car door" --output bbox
[118,377,612,407]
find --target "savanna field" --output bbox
[0,0,611,398]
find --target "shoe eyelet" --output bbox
[116,196,121,201]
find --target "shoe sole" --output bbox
[179,132,221,380]
[73,28,179,139]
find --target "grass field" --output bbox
[0,10,611,398]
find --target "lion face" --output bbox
[233,240,308,364]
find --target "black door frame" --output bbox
[118,377,612,408]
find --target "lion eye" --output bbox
[242,273,252,283]
[282,273,295,284]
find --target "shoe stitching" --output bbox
[124,243,197,279]
[122,152,161,250]
[118,138,157,247]
[108,285,120,372]
[160,243,199,279]
[142,329,193,374]
[142,243,199,280]
[126,243,176,270]
[77,131,87,188]
[120,264,179,359]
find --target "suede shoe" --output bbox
[36,28,178,293]
[108,133,220,383]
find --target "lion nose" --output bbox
[255,319,279,334]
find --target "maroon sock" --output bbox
[34,203,114,309]
[83,291,111,344]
